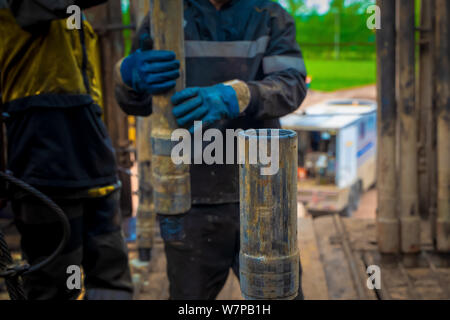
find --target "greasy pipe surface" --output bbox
[239,129,299,300]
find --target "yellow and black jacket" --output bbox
[0,1,117,188]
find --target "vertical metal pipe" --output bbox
[376,0,400,253]
[435,0,450,252]
[86,2,134,218]
[136,119,155,261]
[417,0,436,222]
[397,0,420,254]
[134,0,149,26]
[239,129,299,300]
[134,0,154,261]
[101,1,134,217]
[149,0,191,215]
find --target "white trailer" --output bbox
[281,99,377,216]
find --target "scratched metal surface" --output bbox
[149,0,191,215]
[239,129,299,300]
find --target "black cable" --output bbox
[0,171,71,275]
[0,171,71,300]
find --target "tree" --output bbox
[283,0,306,15]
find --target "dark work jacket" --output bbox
[115,0,307,204]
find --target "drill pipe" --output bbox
[239,129,299,300]
[435,0,450,252]
[135,3,155,260]
[375,0,400,253]
[398,0,420,254]
[136,156,155,261]
[149,0,191,216]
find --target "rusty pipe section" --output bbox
[375,0,399,253]
[136,1,155,260]
[435,0,450,252]
[136,149,155,261]
[397,0,420,254]
[239,129,299,300]
[149,0,191,216]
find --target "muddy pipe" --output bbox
[397,0,420,254]
[136,118,155,261]
[149,0,191,239]
[239,129,299,300]
[134,0,155,261]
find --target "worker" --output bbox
[0,1,133,299]
[115,0,307,299]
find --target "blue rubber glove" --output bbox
[171,84,240,133]
[120,49,180,94]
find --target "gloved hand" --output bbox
[120,49,180,94]
[171,84,241,132]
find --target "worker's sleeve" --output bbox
[114,14,153,117]
[244,4,307,120]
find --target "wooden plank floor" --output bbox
[128,237,246,300]
[2,216,450,300]
[130,217,330,300]
[313,215,450,300]
[130,216,450,300]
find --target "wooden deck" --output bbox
[2,215,450,300]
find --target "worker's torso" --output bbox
[0,4,117,189]
[183,0,282,204]
[184,0,270,86]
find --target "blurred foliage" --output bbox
[275,0,377,60]
[306,59,376,91]
[275,0,379,91]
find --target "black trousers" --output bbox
[162,203,304,300]
[12,189,133,300]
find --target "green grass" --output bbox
[305,59,376,92]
